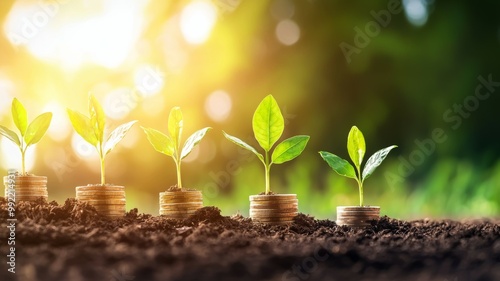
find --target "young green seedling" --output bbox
[67,95,137,185]
[142,107,211,190]
[319,126,397,206]
[223,95,309,195]
[0,98,52,175]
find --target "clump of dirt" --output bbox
[0,197,499,281]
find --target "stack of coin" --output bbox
[249,194,298,225]
[336,206,380,227]
[3,175,48,202]
[159,190,203,219]
[76,185,126,218]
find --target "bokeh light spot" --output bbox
[134,65,165,97]
[403,0,429,27]
[205,90,232,122]
[71,133,98,159]
[180,1,217,45]
[0,79,14,116]
[182,145,201,163]
[276,19,300,46]
[0,138,35,172]
[43,101,71,142]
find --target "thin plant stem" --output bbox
[357,179,363,207]
[99,143,105,185]
[176,159,182,189]
[264,151,270,194]
[356,166,363,207]
[21,148,26,175]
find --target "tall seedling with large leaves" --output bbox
[319,126,397,206]
[142,107,211,189]
[223,95,309,194]
[0,98,52,174]
[67,95,137,185]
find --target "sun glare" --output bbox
[180,1,218,45]
[0,138,35,172]
[0,78,14,116]
[43,101,71,142]
[4,0,148,69]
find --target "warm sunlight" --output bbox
[205,90,232,122]
[4,0,148,69]
[180,0,218,45]
[0,138,35,172]
[43,101,71,142]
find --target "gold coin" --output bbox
[251,216,296,222]
[16,196,48,202]
[249,194,297,201]
[92,207,126,211]
[76,186,124,192]
[76,190,125,196]
[250,203,298,209]
[250,209,297,215]
[336,206,380,227]
[78,199,126,205]
[160,203,203,209]
[159,198,202,204]
[13,190,47,194]
[160,193,202,198]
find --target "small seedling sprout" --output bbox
[67,95,137,185]
[223,95,309,194]
[0,98,52,175]
[142,107,211,189]
[319,126,397,206]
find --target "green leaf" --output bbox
[89,95,105,143]
[252,95,284,152]
[272,135,310,164]
[168,107,183,151]
[142,126,175,156]
[181,127,211,159]
[24,112,52,146]
[362,145,398,181]
[0,125,20,146]
[67,109,98,146]
[12,98,28,136]
[347,126,365,169]
[103,120,137,155]
[319,151,357,179]
[223,131,264,163]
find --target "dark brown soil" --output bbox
[1,197,499,281]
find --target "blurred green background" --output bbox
[0,0,499,219]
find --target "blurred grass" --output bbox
[209,156,500,220]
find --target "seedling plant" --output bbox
[319,126,397,206]
[223,95,309,194]
[67,95,137,185]
[142,107,211,189]
[0,98,52,175]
